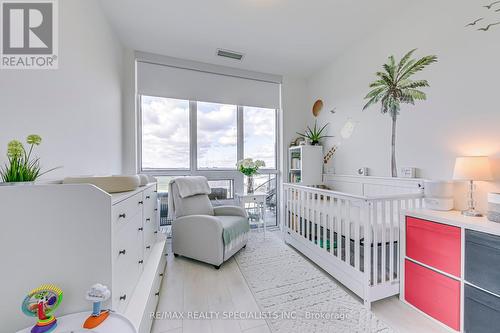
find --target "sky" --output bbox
[141,96,276,170]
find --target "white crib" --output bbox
[283,183,424,308]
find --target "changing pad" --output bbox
[63,175,140,193]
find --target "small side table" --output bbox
[235,192,267,237]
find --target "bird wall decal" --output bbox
[483,1,500,9]
[478,21,500,31]
[465,18,484,27]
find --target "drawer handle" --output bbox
[146,218,151,222]
[154,208,158,211]
[138,201,144,205]
[159,273,164,277]
[155,291,160,296]
[146,245,151,249]
[138,260,144,264]
[146,195,151,199]
[119,213,126,219]
[118,249,126,255]
[154,231,158,234]
[119,294,127,301]
[138,227,143,231]
[154,190,158,193]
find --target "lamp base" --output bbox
[462,208,483,217]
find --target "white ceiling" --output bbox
[98,0,410,77]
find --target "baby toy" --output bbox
[83,283,111,329]
[21,284,63,333]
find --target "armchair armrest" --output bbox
[172,215,225,266]
[213,205,247,218]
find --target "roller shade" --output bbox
[137,61,281,109]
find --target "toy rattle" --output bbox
[83,283,111,329]
[21,284,63,333]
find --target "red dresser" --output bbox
[402,210,500,333]
[402,214,462,332]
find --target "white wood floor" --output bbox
[151,240,450,333]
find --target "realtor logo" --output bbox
[1,0,58,69]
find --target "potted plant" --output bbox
[0,134,58,184]
[297,121,333,146]
[363,49,437,177]
[236,158,266,194]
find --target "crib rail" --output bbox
[283,183,423,293]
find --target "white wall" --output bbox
[306,0,500,212]
[0,0,125,178]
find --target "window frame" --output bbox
[137,94,280,216]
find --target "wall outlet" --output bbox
[400,167,417,178]
[357,167,368,176]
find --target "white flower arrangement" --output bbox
[236,158,266,176]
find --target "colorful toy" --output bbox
[21,284,63,333]
[83,283,111,329]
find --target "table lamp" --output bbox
[453,156,493,217]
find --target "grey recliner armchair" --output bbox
[170,176,250,269]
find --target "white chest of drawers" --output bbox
[0,183,166,333]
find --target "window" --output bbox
[139,96,279,226]
[208,180,234,201]
[244,106,276,169]
[141,96,190,169]
[197,102,237,169]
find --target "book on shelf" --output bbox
[291,158,301,169]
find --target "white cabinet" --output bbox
[288,145,323,185]
[0,183,166,333]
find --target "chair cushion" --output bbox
[172,183,214,218]
[217,215,250,246]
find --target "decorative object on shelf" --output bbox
[488,192,500,223]
[83,283,111,329]
[296,121,333,146]
[424,180,454,211]
[323,146,338,164]
[453,156,493,217]
[363,49,437,177]
[357,167,368,176]
[312,99,323,117]
[236,158,265,194]
[0,135,58,183]
[21,284,63,333]
[400,167,417,178]
[289,137,305,147]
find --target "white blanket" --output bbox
[167,176,211,220]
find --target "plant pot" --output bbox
[0,181,35,186]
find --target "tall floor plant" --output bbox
[363,49,437,177]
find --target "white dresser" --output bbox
[0,183,167,333]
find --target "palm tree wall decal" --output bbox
[363,49,437,177]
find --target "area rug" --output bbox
[234,231,395,333]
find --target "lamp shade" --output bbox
[453,156,493,181]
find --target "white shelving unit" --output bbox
[288,145,323,185]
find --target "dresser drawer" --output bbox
[112,192,144,233]
[143,186,157,216]
[465,284,500,333]
[465,229,500,295]
[406,216,461,277]
[112,212,143,313]
[405,260,460,331]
